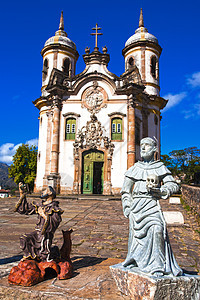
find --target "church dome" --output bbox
[125,9,158,47]
[44,12,76,50]
[125,27,158,47]
[44,33,76,50]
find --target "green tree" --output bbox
[8,144,37,192]
[161,147,200,183]
[160,154,174,173]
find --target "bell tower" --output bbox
[41,11,79,96]
[122,9,162,96]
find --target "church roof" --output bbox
[125,9,158,47]
[44,11,76,50]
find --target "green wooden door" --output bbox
[82,158,93,194]
[82,151,104,194]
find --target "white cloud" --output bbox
[182,102,200,119]
[0,143,21,164]
[182,110,195,120]
[187,72,200,88]
[25,138,38,147]
[163,92,187,112]
[0,138,38,165]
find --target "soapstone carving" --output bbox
[16,186,63,261]
[8,186,73,286]
[121,137,183,276]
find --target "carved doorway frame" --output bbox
[73,114,114,195]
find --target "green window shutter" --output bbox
[111,118,122,140]
[66,118,76,140]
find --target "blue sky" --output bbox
[0,0,199,164]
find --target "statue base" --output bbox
[110,263,200,300]
[8,259,73,286]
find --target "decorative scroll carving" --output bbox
[73,114,114,158]
[62,78,69,87]
[51,95,62,110]
[82,81,107,114]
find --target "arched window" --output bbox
[150,56,158,79]
[111,118,122,140]
[65,118,76,140]
[42,58,48,80]
[63,58,70,76]
[128,57,134,67]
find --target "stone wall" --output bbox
[181,184,200,216]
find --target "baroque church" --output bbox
[34,9,167,195]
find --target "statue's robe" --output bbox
[121,160,183,276]
[16,198,63,261]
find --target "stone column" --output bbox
[43,111,53,188]
[141,47,146,81]
[127,95,136,169]
[47,96,61,193]
[73,149,80,194]
[103,155,112,195]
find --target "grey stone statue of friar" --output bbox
[121,137,183,277]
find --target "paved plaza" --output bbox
[0,196,200,299]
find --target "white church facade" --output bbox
[34,10,167,195]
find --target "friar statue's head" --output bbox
[140,137,157,162]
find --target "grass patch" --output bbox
[180,196,192,211]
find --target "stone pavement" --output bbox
[0,196,200,299]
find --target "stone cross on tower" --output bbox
[90,23,103,50]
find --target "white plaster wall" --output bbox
[59,141,74,188]
[64,81,127,102]
[59,99,128,189]
[144,85,160,96]
[85,63,113,78]
[145,50,159,96]
[36,111,48,187]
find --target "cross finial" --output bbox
[59,11,64,30]
[139,8,144,27]
[90,23,103,50]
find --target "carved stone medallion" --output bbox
[82,81,107,113]
[73,114,114,158]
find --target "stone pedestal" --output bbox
[110,263,200,300]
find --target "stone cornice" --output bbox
[41,44,79,60]
[33,96,48,110]
[62,112,81,118]
[149,95,168,110]
[44,66,146,99]
[83,49,110,66]
[122,41,162,57]
[108,112,126,117]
